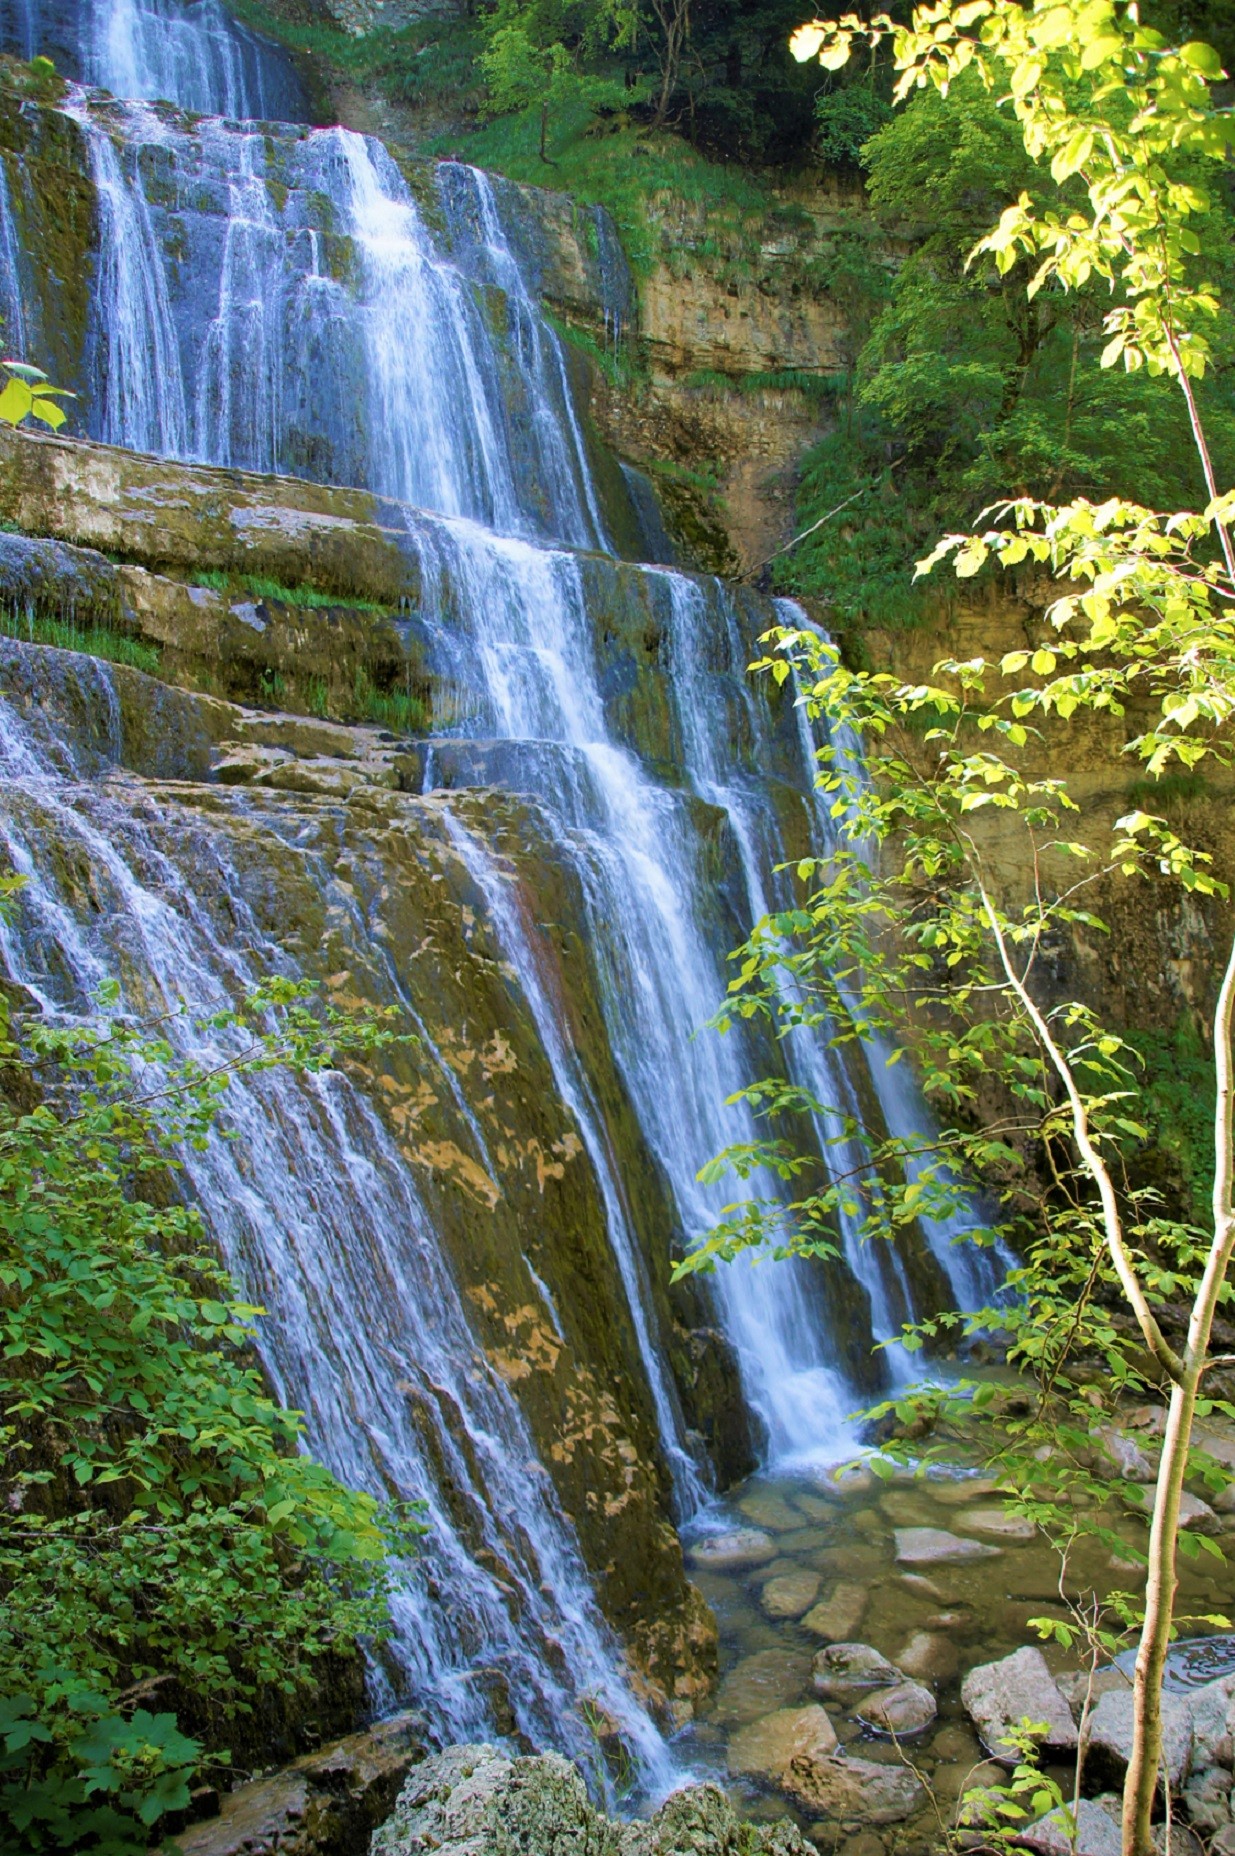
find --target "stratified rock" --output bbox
[173,1712,426,1856]
[961,1648,1078,1765]
[780,1751,926,1824]
[687,1528,777,1570]
[762,1570,821,1620]
[812,1644,903,1700]
[1014,1801,1122,1856]
[894,1527,999,1565]
[895,1631,958,1685]
[372,1744,611,1856]
[802,1584,867,1642]
[959,1507,1036,1541]
[1085,1688,1192,1790]
[726,1704,839,1780]
[856,1682,936,1737]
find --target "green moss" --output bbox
[194,569,392,614]
[0,610,159,674]
[542,308,644,393]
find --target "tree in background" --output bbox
[683,4,1235,1850]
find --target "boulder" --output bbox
[1188,1675,1235,1769]
[1085,1688,1192,1790]
[726,1704,839,1781]
[780,1751,926,1824]
[1179,1492,1221,1535]
[377,1747,821,1856]
[961,1648,1078,1765]
[1096,1427,1156,1481]
[894,1527,999,1565]
[172,1712,425,1856]
[687,1528,777,1570]
[762,1569,822,1620]
[620,1782,816,1856]
[372,1744,607,1856]
[856,1682,937,1737]
[1014,1801,1122,1856]
[1052,1667,1130,1719]
[1182,1763,1233,1834]
[812,1644,903,1700]
[895,1631,959,1685]
[1153,1826,1206,1856]
[801,1584,868,1643]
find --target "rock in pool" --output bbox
[781,1751,926,1824]
[961,1647,1078,1765]
[856,1681,937,1737]
[802,1582,868,1642]
[762,1569,822,1620]
[1084,1687,1192,1790]
[894,1526,1000,1565]
[727,1704,839,1781]
[687,1527,777,1570]
[813,1643,903,1699]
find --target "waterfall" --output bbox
[0,0,1013,1780]
[0,643,675,1799]
[0,0,308,121]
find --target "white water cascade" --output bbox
[0,0,1010,1780]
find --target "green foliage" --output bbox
[812,81,891,164]
[0,609,160,675]
[0,926,422,1851]
[1127,1015,1218,1221]
[778,69,1235,623]
[0,360,74,433]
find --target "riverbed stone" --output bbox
[812,1644,904,1700]
[1013,1801,1123,1856]
[959,1506,1037,1541]
[739,1492,804,1533]
[687,1528,777,1570]
[1183,1763,1233,1833]
[801,1584,868,1642]
[726,1704,839,1780]
[780,1751,926,1824]
[716,1649,813,1723]
[1085,1687,1192,1790]
[762,1569,822,1620]
[894,1526,1000,1565]
[856,1681,937,1737]
[895,1631,959,1685]
[961,1648,1079,1764]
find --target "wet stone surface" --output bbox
[677,1459,1235,1854]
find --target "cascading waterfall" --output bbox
[0,0,1012,1780]
[0,0,308,121]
